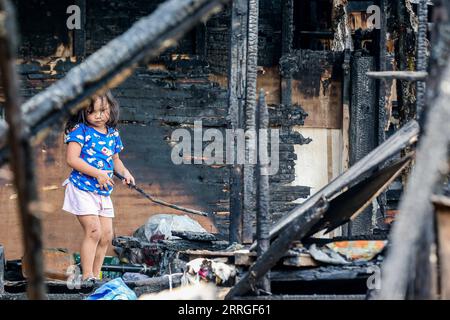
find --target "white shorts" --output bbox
[62,180,114,218]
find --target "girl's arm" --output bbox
[113,153,135,185]
[66,142,114,189]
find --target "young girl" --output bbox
[62,90,135,282]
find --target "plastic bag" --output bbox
[134,214,208,242]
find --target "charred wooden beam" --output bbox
[130,274,183,296]
[374,0,391,231]
[256,90,270,294]
[269,265,378,282]
[376,0,389,146]
[227,0,248,244]
[225,197,329,298]
[171,230,217,241]
[280,0,294,106]
[367,71,428,81]
[340,48,352,235]
[0,0,46,300]
[0,0,230,166]
[342,50,351,171]
[411,6,435,296]
[281,0,294,56]
[0,293,86,300]
[416,0,429,121]
[258,120,419,246]
[305,155,413,237]
[349,54,377,235]
[242,0,259,244]
[395,0,417,124]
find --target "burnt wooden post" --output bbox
[376,0,388,144]
[374,0,389,233]
[73,0,86,58]
[242,0,259,244]
[0,0,47,299]
[228,0,248,244]
[410,0,433,300]
[416,0,429,121]
[256,89,270,293]
[348,54,377,235]
[394,0,416,123]
[0,245,4,295]
[280,0,293,106]
[340,49,351,236]
[342,49,351,171]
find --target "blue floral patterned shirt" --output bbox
[65,123,124,196]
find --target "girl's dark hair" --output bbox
[64,90,120,134]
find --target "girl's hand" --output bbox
[122,169,135,186]
[96,170,114,190]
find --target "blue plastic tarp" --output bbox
[86,277,137,300]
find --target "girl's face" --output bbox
[86,96,110,128]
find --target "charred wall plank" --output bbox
[256,90,270,292]
[243,0,259,244]
[281,0,294,115]
[227,0,247,243]
[349,53,377,235]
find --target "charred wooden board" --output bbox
[160,239,229,252]
[183,249,317,267]
[0,293,86,300]
[305,155,413,237]
[171,231,217,242]
[269,264,378,282]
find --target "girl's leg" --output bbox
[77,215,102,280]
[92,216,113,278]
